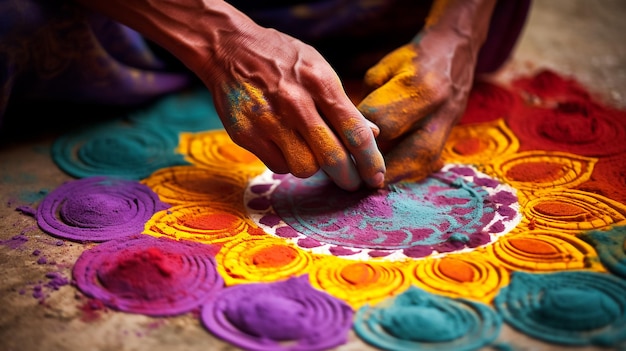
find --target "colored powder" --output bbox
[437,258,475,283]
[533,201,587,219]
[251,165,518,259]
[511,69,591,102]
[78,298,107,322]
[579,225,626,278]
[506,71,626,157]
[576,156,626,205]
[180,213,240,231]
[251,245,297,268]
[36,176,169,242]
[201,275,353,351]
[452,138,488,156]
[494,271,626,346]
[52,121,188,179]
[508,237,558,255]
[340,263,380,286]
[505,162,565,182]
[0,234,28,249]
[460,80,519,125]
[15,205,36,217]
[73,235,222,316]
[354,286,502,351]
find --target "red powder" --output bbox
[251,245,297,268]
[180,213,239,230]
[98,248,184,299]
[511,69,591,103]
[509,237,558,255]
[576,156,626,204]
[340,263,380,286]
[452,138,488,156]
[533,201,589,221]
[506,162,565,182]
[437,258,475,283]
[459,80,519,125]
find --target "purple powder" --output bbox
[329,246,361,256]
[15,206,36,217]
[246,197,271,211]
[37,257,48,265]
[36,176,169,242]
[489,220,506,233]
[250,184,272,194]
[297,237,322,248]
[474,177,501,188]
[0,234,29,249]
[259,214,281,227]
[32,249,41,256]
[274,226,299,238]
[201,275,353,351]
[368,250,393,258]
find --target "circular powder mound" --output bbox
[246,164,521,260]
[37,176,169,242]
[494,270,626,347]
[73,235,222,316]
[52,121,188,179]
[201,275,353,351]
[354,286,502,351]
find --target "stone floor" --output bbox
[1,1,625,350]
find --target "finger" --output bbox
[363,46,417,89]
[270,123,320,178]
[358,74,446,141]
[315,91,386,189]
[383,110,454,184]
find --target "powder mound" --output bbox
[52,121,188,180]
[37,176,168,242]
[354,286,502,351]
[579,226,626,279]
[73,235,222,316]
[494,271,626,347]
[247,164,520,259]
[459,80,519,124]
[201,275,353,351]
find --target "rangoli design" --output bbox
[38,70,626,350]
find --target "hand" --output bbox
[199,24,385,191]
[357,24,483,184]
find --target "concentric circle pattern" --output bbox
[37,176,169,242]
[52,121,188,179]
[73,235,223,316]
[354,286,502,351]
[201,275,353,351]
[494,271,626,346]
[247,164,521,260]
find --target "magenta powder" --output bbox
[73,235,222,316]
[36,176,169,242]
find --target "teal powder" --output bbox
[579,225,626,279]
[354,286,502,351]
[494,271,626,347]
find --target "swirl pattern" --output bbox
[354,286,502,351]
[201,275,353,351]
[37,176,168,242]
[73,235,223,316]
[52,122,187,179]
[248,165,520,260]
[494,270,626,346]
[580,225,626,278]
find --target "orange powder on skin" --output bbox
[224,82,269,134]
[251,245,297,268]
[437,258,475,283]
[506,162,565,182]
[310,126,344,167]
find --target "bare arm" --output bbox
[75,0,386,190]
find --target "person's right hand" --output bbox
[197,23,385,191]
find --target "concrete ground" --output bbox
[1,1,625,350]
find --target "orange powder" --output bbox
[533,201,589,221]
[217,145,259,164]
[340,263,380,286]
[251,245,297,268]
[452,137,488,156]
[506,162,565,182]
[508,238,558,255]
[437,258,475,283]
[180,213,239,230]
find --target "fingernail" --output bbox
[369,172,385,188]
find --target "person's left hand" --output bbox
[357,29,479,184]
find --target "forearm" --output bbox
[422,0,497,55]
[73,0,259,74]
